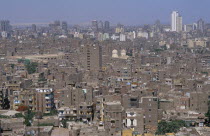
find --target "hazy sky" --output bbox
[0,0,210,25]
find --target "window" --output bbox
[153,98,157,101]
[130,98,137,102]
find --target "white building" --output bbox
[120,34,126,41]
[193,23,198,30]
[111,34,119,40]
[127,31,136,41]
[171,11,183,32]
[97,32,104,41]
[103,33,109,40]
[1,31,8,38]
[137,31,149,39]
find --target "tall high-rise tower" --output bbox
[171,11,178,31]
[197,19,205,33]
[176,16,183,32]
[62,21,68,34]
[32,24,37,32]
[92,20,98,31]
[104,21,110,31]
[0,20,10,32]
[171,11,182,32]
[98,21,104,30]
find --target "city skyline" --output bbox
[1,1,210,135]
[0,0,210,25]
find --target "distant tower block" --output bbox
[112,49,119,58]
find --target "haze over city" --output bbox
[1,0,210,25]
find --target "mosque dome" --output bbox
[121,49,126,57]
[112,49,119,58]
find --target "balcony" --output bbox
[58,113,77,118]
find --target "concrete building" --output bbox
[125,108,145,134]
[104,101,124,134]
[19,90,36,111]
[184,24,193,32]
[197,19,205,33]
[190,92,208,113]
[139,97,158,132]
[58,106,77,121]
[35,88,55,113]
[176,16,183,32]
[80,43,102,71]
[78,102,94,122]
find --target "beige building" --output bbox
[187,38,207,48]
[104,101,124,135]
[139,97,158,132]
[190,92,208,113]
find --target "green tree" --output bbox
[156,120,186,135]
[154,48,164,53]
[25,62,38,74]
[61,119,67,128]
[10,64,15,69]
[18,59,24,63]
[38,123,54,126]
[14,113,24,118]
[24,109,36,126]
[0,115,10,119]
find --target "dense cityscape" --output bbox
[0,8,210,136]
